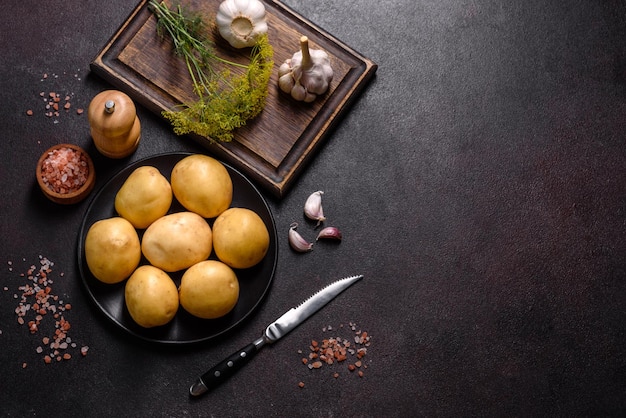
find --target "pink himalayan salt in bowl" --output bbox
[36,144,95,204]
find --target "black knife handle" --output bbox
[192,341,260,396]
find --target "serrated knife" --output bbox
[189,274,364,397]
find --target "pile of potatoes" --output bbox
[84,154,270,328]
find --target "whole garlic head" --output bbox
[216,0,268,49]
[278,36,334,103]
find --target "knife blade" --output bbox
[189,274,364,397]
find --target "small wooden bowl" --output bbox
[36,144,96,205]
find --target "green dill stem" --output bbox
[150,1,247,69]
[151,1,211,94]
[150,0,274,142]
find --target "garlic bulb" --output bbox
[278,36,334,102]
[216,0,268,49]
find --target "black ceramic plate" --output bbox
[77,153,278,344]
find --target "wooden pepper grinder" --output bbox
[88,90,141,158]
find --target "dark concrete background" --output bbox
[2,0,626,416]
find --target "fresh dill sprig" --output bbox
[149,0,274,142]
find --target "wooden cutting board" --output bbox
[91,0,377,198]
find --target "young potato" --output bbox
[114,166,172,229]
[85,217,141,284]
[179,260,239,319]
[170,154,232,219]
[141,211,212,272]
[125,265,179,328]
[212,207,270,269]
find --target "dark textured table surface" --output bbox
[2,0,626,416]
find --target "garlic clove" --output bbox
[303,190,325,225]
[316,227,342,241]
[278,73,295,95]
[291,84,307,102]
[302,49,333,95]
[278,61,292,76]
[303,91,317,103]
[288,222,313,252]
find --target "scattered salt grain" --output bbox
[29,71,84,121]
[298,322,372,387]
[8,256,88,366]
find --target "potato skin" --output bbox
[171,155,232,219]
[141,211,212,272]
[212,207,270,269]
[114,166,172,229]
[125,265,179,328]
[85,217,141,284]
[179,260,239,319]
